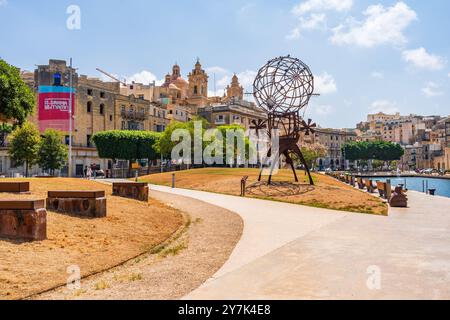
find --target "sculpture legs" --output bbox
[284,151,299,182]
[258,141,314,186]
[292,144,314,186]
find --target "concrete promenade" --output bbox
[149,185,450,300]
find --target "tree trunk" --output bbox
[128,159,133,178]
[147,158,150,175]
[25,160,29,178]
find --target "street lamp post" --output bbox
[68,58,73,178]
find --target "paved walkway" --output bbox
[150,185,450,300]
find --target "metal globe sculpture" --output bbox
[253,55,317,186]
[253,56,314,114]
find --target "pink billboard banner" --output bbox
[38,86,75,133]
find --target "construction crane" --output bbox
[96,68,127,86]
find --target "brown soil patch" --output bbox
[34,190,243,300]
[0,178,183,300]
[140,168,388,215]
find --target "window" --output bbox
[194,85,198,95]
[53,73,62,86]
[100,92,105,99]
[87,89,93,96]
[87,135,92,147]
[121,105,126,113]
[110,115,113,122]
[65,135,70,145]
[87,101,92,113]
[99,104,105,115]
[121,121,126,130]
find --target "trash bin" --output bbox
[428,189,436,196]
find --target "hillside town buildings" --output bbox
[0,58,268,177]
[357,112,450,171]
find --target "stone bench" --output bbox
[112,182,149,202]
[46,191,107,218]
[390,186,408,207]
[364,179,377,193]
[0,182,30,194]
[376,181,392,200]
[0,200,47,241]
[356,178,365,190]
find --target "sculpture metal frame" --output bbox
[253,55,317,186]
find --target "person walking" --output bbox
[87,166,92,180]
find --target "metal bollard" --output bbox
[172,173,176,189]
[135,170,138,182]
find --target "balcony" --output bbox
[121,110,148,121]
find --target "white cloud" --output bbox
[125,70,163,85]
[402,47,446,71]
[287,13,327,39]
[300,13,327,30]
[422,82,443,97]
[315,72,337,94]
[210,70,256,97]
[236,70,257,89]
[292,0,352,16]
[371,71,384,79]
[315,104,335,115]
[330,2,417,48]
[369,100,400,114]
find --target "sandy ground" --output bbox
[33,190,243,300]
[0,179,183,300]
[140,168,388,215]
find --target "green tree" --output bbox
[342,140,405,169]
[0,59,35,124]
[299,143,327,169]
[158,117,209,160]
[0,122,13,147]
[216,124,252,167]
[37,129,68,175]
[92,130,160,175]
[8,122,41,177]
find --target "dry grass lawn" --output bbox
[0,178,183,300]
[140,168,388,216]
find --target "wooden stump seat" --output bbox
[0,182,30,194]
[0,200,47,241]
[112,182,149,202]
[47,190,107,218]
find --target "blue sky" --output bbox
[1,0,449,128]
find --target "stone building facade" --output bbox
[1,59,169,177]
[198,98,266,130]
[313,129,358,170]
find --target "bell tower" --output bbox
[226,74,244,101]
[188,58,209,107]
[172,63,181,80]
